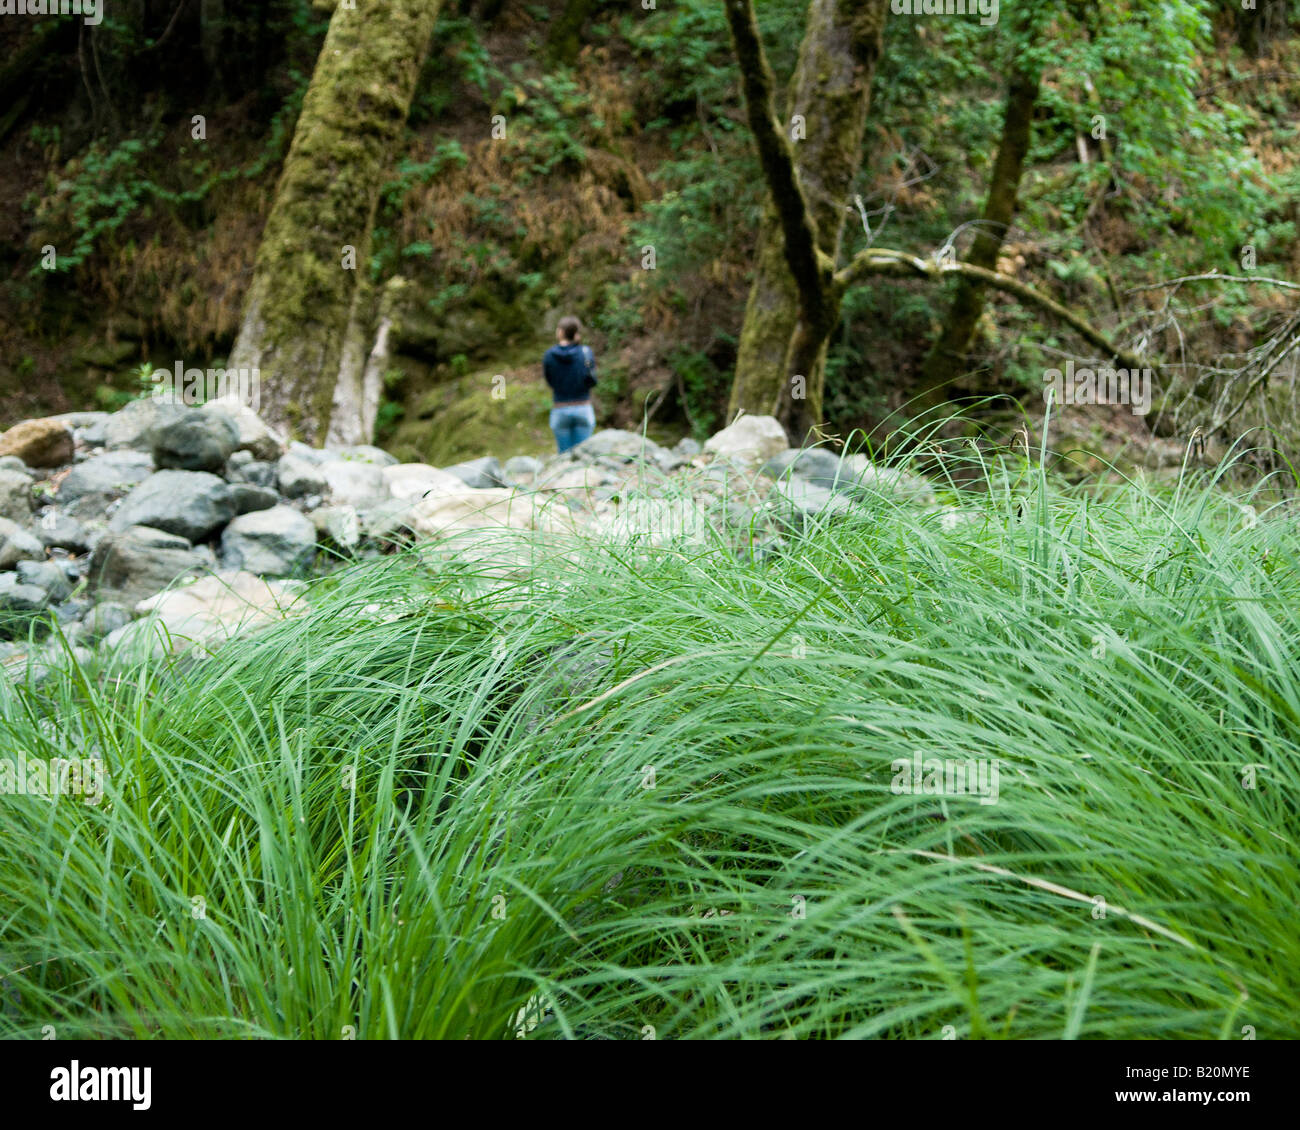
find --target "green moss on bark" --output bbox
[229,0,442,445]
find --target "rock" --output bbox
[442,455,506,489]
[0,456,27,473]
[277,453,328,499]
[57,450,154,503]
[102,397,187,451]
[0,469,33,522]
[0,518,44,569]
[200,397,284,462]
[407,488,578,540]
[87,526,210,606]
[674,437,702,458]
[704,415,789,467]
[0,418,74,468]
[226,453,279,490]
[125,571,306,654]
[358,500,415,541]
[770,478,856,518]
[15,560,72,602]
[0,579,49,614]
[51,410,110,431]
[574,429,665,461]
[383,463,464,503]
[319,460,389,509]
[335,444,399,467]
[593,497,709,546]
[314,505,362,550]
[53,598,92,625]
[504,455,544,477]
[537,465,615,493]
[761,447,844,483]
[80,601,132,643]
[37,512,94,555]
[287,441,337,465]
[229,484,279,515]
[150,409,240,473]
[109,471,236,542]
[837,455,936,505]
[221,506,316,576]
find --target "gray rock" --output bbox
[86,525,208,606]
[277,453,328,499]
[761,448,844,483]
[220,506,316,576]
[318,461,388,508]
[229,484,279,515]
[313,505,362,550]
[834,456,936,505]
[150,409,239,473]
[0,456,28,473]
[109,470,236,542]
[15,560,72,602]
[0,518,44,569]
[38,512,93,555]
[770,478,856,518]
[674,437,702,458]
[0,469,33,522]
[287,442,337,466]
[504,456,544,477]
[442,456,506,489]
[574,430,665,461]
[58,450,154,502]
[199,399,283,462]
[0,580,49,614]
[336,444,399,467]
[102,397,187,451]
[80,601,133,643]
[53,598,92,624]
[51,410,110,431]
[226,453,279,490]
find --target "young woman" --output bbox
[543,315,597,453]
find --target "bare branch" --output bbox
[836,247,1153,375]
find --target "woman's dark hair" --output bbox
[557,315,583,342]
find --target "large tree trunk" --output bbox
[728,0,887,438]
[229,0,442,445]
[915,63,1041,408]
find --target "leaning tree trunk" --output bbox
[915,63,1041,409]
[728,0,887,438]
[229,0,442,445]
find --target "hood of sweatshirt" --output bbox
[548,342,585,364]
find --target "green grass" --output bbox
[1,448,1297,1039]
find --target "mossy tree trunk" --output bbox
[727,0,887,439]
[915,63,1041,408]
[229,0,442,445]
[547,0,604,65]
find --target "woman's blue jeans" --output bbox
[550,402,595,453]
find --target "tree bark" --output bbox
[228,0,442,445]
[727,0,887,438]
[916,63,1041,407]
[548,0,603,65]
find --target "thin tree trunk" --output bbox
[229,0,442,445]
[916,64,1041,408]
[727,0,887,436]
